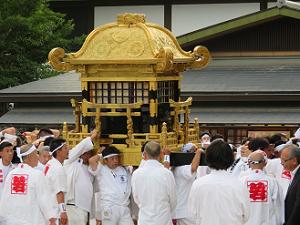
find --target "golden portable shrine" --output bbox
[48,13,210,165]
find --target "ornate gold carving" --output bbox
[117,13,146,25]
[62,122,68,141]
[190,46,211,69]
[48,48,73,72]
[194,118,200,143]
[161,122,168,148]
[155,47,174,72]
[128,41,145,57]
[126,109,134,147]
[48,13,209,165]
[112,30,131,43]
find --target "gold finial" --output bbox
[117,13,146,25]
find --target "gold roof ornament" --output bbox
[49,13,210,73]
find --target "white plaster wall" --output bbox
[94,5,164,28]
[172,3,260,36]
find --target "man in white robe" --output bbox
[0,141,15,200]
[131,141,177,225]
[241,150,284,225]
[172,143,201,225]
[64,131,97,225]
[89,146,134,225]
[0,144,56,225]
[265,143,291,196]
[44,138,70,225]
[188,139,249,225]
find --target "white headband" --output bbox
[0,139,10,145]
[17,145,37,163]
[274,144,287,152]
[102,153,119,159]
[50,142,66,156]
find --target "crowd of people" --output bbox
[0,126,299,225]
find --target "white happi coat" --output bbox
[0,158,15,200]
[265,158,291,196]
[64,137,95,213]
[44,157,68,216]
[188,169,249,225]
[240,169,284,225]
[0,163,56,225]
[91,163,132,223]
[131,160,177,225]
[172,165,196,222]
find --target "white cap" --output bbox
[181,143,196,153]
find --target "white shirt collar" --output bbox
[144,159,163,167]
[210,169,230,175]
[0,158,13,167]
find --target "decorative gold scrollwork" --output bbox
[190,45,211,69]
[117,13,146,25]
[48,48,73,72]
[155,47,174,72]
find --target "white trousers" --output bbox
[101,205,133,225]
[66,205,88,225]
[176,217,196,225]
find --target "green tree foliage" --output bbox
[0,0,85,89]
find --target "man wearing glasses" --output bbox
[280,145,300,225]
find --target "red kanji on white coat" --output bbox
[0,169,3,183]
[43,165,50,176]
[11,174,29,195]
[247,180,268,202]
[281,170,292,180]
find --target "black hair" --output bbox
[211,133,224,142]
[206,139,234,170]
[274,140,286,148]
[102,146,120,158]
[0,141,13,152]
[248,138,269,152]
[269,134,283,144]
[241,137,253,145]
[200,131,210,138]
[49,138,66,158]
[44,136,55,146]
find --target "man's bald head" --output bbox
[248,150,267,170]
[144,141,161,159]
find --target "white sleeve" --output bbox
[176,165,195,180]
[240,182,250,224]
[37,173,57,220]
[167,170,177,212]
[52,167,67,194]
[131,171,140,207]
[64,137,94,165]
[88,163,103,176]
[188,181,198,219]
[273,180,285,224]
[94,192,102,221]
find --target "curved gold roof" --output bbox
[49,13,210,72]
